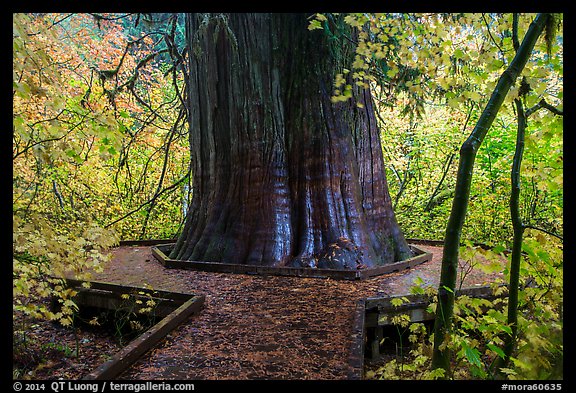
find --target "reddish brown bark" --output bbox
[170,13,411,269]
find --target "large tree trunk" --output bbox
[170,13,411,269]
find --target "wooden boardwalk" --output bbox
[87,242,502,380]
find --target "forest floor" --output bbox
[14,243,505,380]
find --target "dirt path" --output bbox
[88,244,503,380]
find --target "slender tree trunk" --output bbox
[430,13,550,375]
[491,98,526,376]
[170,13,412,269]
[493,94,563,376]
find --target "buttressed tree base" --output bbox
[170,13,412,270]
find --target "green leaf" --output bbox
[488,59,505,71]
[391,297,406,307]
[344,15,361,28]
[462,341,483,368]
[492,244,506,254]
[500,325,513,335]
[498,368,517,377]
[448,97,461,108]
[487,343,506,359]
[410,285,425,295]
[308,20,322,31]
[427,367,446,379]
[467,91,481,102]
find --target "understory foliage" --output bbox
[13,13,188,337]
[13,12,562,380]
[366,233,562,380]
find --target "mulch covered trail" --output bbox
[88,244,503,380]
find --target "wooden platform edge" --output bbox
[347,298,366,380]
[151,244,432,281]
[119,239,177,246]
[63,277,193,302]
[82,294,205,380]
[363,284,507,360]
[364,283,507,313]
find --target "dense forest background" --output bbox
[13,13,562,380]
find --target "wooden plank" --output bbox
[347,299,366,380]
[365,284,502,311]
[365,294,431,313]
[64,278,192,302]
[151,245,173,262]
[151,244,432,281]
[55,278,206,379]
[73,290,178,318]
[119,239,177,246]
[406,238,445,246]
[364,284,508,327]
[371,327,383,360]
[83,294,205,380]
[365,312,379,327]
[376,308,435,326]
[356,246,433,279]
[153,245,360,279]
